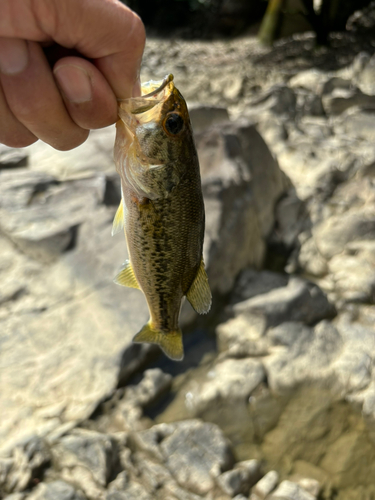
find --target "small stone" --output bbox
[186,358,265,415]
[268,480,315,500]
[252,470,279,499]
[223,76,243,101]
[160,420,234,496]
[124,368,172,409]
[216,313,268,357]
[106,482,151,500]
[53,429,119,487]
[357,53,375,95]
[217,459,262,496]
[296,477,321,498]
[0,145,28,169]
[27,481,86,500]
[232,276,335,327]
[340,108,375,141]
[1,437,51,494]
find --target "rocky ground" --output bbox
[2,5,375,500]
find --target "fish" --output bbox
[113,74,211,361]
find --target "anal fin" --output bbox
[112,199,125,236]
[186,259,212,314]
[133,322,184,361]
[114,260,140,289]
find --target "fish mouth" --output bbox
[117,74,175,117]
[116,75,177,132]
[141,74,174,99]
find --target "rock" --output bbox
[217,459,262,496]
[251,470,279,499]
[263,320,342,393]
[268,480,316,500]
[188,104,229,134]
[356,53,375,95]
[297,234,329,278]
[21,127,116,180]
[322,87,375,115]
[0,171,107,263]
[114,369,172,430]
[295,477,321,498]
[0,437,51,494]
[106,482,151,500]
[331,314,375,394]
[339,108,375,141]
[289,70,328,94]
[250,85,296,116]
[27,481,87,500]
[314,213,375,260]
[223,76,244,101]
[52,429,120,488]
[216,313,269,357]
[0,202,150,456]
[123,369,172,409]
[292,461,329,487]
[232,276,335,328]
[321,77,353,96]
[231,269,289,304]
[160,420,234,495]
[320,431,375,489]
[328,244,375,303]
[197,120,288,294]
[270,189,308,249]
[0,169,57,211]
[134,423,176,462]
[301,94,325,117]
[185,358,265,415]
[0,145,28,169]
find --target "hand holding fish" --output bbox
[0,0,145,150]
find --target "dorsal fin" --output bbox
[186,259,212,314]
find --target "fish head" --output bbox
[115,75,196,199]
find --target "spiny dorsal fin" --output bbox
[114,260,140,289]
[112,200,125,236]
[133,322,184,361]
[186,259,212,314]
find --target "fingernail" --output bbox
[54,65,92,103]
[0,38,29,75]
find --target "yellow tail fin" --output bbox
[133,322,184,361]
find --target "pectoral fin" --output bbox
[186,259,212,314]
[114,260,140,289]
[133,322,184,361]
[112,200,125,236]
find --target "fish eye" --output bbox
[164,113,184,135]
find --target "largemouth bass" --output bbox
[113,74,211,361]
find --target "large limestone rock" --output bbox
[196,120,289,294]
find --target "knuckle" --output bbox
[127,10,146,50]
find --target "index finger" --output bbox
[0,0,145,99]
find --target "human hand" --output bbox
[0,0,145,150]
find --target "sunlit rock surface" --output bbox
[2,7,375,498]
